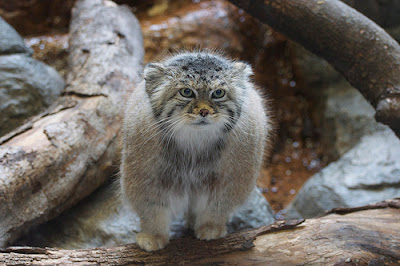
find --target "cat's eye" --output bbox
[179,88,194,98]
[212,89,225,99]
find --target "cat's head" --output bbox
[144,52,253,142]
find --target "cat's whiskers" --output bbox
[131,117,182,148]
[227,114,255,137]
[163,118,186,148]
[156,116,184,144]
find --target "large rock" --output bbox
[286,128,400,219]
[0,54,64,136]
[285,83,400,219]
[0,16,32,55]
[229,187,275,232]
[321,82,387,161]
[15,184,275,249]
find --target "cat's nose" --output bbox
[199,109,209,117]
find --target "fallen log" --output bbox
[1,199,399,265]
[0,0,143,247]
[229,0,400,138]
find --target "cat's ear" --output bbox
[144,63,165,82]
[144,63,171,94]
[232,62,253,79]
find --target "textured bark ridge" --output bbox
[229,0,400,138]
[1,199,399,265]
[0,0,143,247]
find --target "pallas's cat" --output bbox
[120,52,272,251]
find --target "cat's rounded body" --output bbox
[121,52,271,251]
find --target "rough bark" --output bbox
[229,0,400,138]
[1,199,399,265]
[0,0,143,247]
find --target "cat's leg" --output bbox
[136,204,171,251]
[185,209,196,230]
[191,194,229,240]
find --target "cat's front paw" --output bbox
[136,232,169,252]
[195,223,227,241]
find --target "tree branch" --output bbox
[229,0,400,137]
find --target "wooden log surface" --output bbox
[0,0,143,247]
[0,199,399,265]
[229,0,400,138]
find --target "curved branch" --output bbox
[229,0,400,137]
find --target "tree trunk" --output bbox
[0,0,143,247]
[1,199,399,265]
[229,0,400,138]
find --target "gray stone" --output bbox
[0,16,32,55]
[0,54,64,136]
[228,187,275,232]
[285,127,400,219]
[15,183,139,249]
[321,82,387,161]
[15,184,275,249]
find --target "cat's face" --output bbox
[144,52,253,145]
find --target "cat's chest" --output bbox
[157,136,225,188]
[162,142,221,171]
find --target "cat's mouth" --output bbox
[194,120,209,126]
[188,114,216,126]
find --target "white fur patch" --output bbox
[172,114,227,152]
